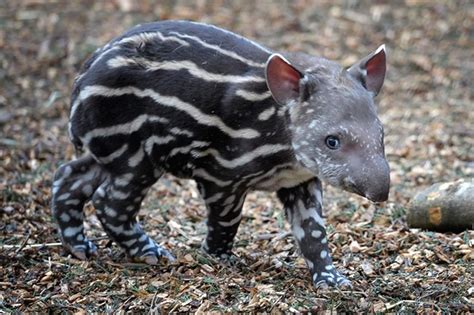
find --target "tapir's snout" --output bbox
[343,156,390,203]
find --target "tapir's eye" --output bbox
[325,135,341,150]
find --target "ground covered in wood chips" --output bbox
[0,0,473,313]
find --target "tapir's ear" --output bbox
[348,44,386,96]
[265,54,304,105]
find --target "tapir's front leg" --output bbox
[277,178,351,288]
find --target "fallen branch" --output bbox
[0,242,63,250]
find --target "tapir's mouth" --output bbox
[342,178,365,197]
[342,177,389,203]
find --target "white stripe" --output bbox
[72,85,260,139]
[82,114,168,144]
[205,192,224,204]
[218,213,242,227]
[193,144,291,169]
[144,135,176,155]
[74,31,188,84]
[169,31,265,68]
[128,147,145,167]
[107,56,266,84]
[220,193,246,217]
[258,106,276,121]
[117,31,190,47]
[193,169,232,187]
[169,141,210,157]
[220,204,235,217]
[245,163,294,188]
[170,127,193,137]
[87,46,120,76]
[185,21,272,54]
[99,144,128,164]
[235,89,272,102]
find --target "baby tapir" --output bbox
[51,20,389,288]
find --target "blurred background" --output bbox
[0,0,472,313]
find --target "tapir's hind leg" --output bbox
[51,155,107,259]
[91,165,175,264]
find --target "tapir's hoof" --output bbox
[67,239,98,260]
[313,269,352,289]
[132,246,176,265]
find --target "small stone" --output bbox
[361,261,375,276]
[3,206,14,214]
[350,240,362,253]
[183,253,194,263]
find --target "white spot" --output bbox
[64,226,82,237]
[65,199,80,206]
[69,210,83,220]
[111,189,130,200]
[56,193,70,201]
[311,230,322,239]
[70,180,83,191]
[118,214,129,221]
[292,225,305,241]
[82,184,93,196]
[105,206,117,217]
[320,250,328,259]
[115,173,134,187]
[60,212,70,222]
[129,247,139,256]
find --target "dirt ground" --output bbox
[0,0,473,313]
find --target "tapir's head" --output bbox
[265,46,390,202]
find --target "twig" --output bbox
[14,231,31,254]
[269,293,285,312]
[385,300,441,311]
[1,242,63,250]
[149,290,160,315]
[0,236,110,251]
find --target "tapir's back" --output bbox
[69,20,291,178]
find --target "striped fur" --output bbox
[53,20,389,288]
